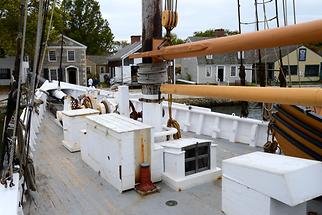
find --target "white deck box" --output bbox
[82,113,153,192]
[222,152,322,215]
[222,176,307,215]
[61,109,99,152]
[159,138,221,191]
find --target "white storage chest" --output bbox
[82,113,152,192]
[61,108,99,152]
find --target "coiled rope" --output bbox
[166,93,181,140]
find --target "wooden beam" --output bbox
[130,19,322,60]
[160,84,322,106]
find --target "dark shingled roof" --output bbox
[187,36,213,42]
[186,37,301,65]
[107,42,142,62]
[87,55,108,65]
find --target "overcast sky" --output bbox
[98,0,322,42]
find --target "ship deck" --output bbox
[24,111,261,215]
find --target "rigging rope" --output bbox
[162,0,181,140]
[1,0,29,187]
[167,93,181,140]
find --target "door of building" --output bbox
[218,66,224,82]
[67,67,77,84]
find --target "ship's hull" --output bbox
[272,105,322,161]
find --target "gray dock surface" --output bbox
[24,112,260,215]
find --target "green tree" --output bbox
[62,0,114,55]
[0,0,114,56]
[193,29,239,37]
[170,33,185,45]
[0,0,62,57]
[0,0,21,56]
[111,40,129,53]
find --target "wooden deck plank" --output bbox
[24,111,260,215]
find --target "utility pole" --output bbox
[254,0,265,87]
[59,1,66,88]
[275,0,286,87]
[237,0,248,118]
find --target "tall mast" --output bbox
[140,0,164,130]
[140,0,164,97]
[142,0,163,64]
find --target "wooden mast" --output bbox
[142,0,163,64]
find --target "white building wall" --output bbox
[197,64,253,84]
[115,66,131,83]
[133,58,142,65]
[181,57,198,82]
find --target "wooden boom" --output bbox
[130,19,322,60]
[160,85,322,106]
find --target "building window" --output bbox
[299,48,307,61]
[206,55,213,60]
[237,51,244,60]
[230,66,237,77]
[282,65,298,75]
[49,69,58,81]
[48,50,56,62]
[205,65,212,77]
[111,67,115,78]
[100,66,106,73]
[305,65,319,77]
[184,142,210,176]
[86,66,91,74]
[0,68,11,79]
[67,50,75,62]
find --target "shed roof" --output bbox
[107,42,142,62]
[186,37,303,65]
[0,56,15,64]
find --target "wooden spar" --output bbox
[130,19,322,60]
[160,84,322,106]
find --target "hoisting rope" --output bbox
[167,93,181,140]
[263,121,280,154]
[161,0,181,140]
[159,0,178,49]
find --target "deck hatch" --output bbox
[184,142,210,176]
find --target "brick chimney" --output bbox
[131,35,141,44]
[214,29,225,38]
